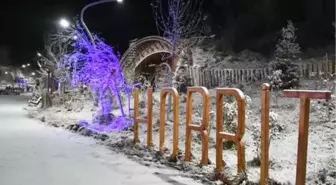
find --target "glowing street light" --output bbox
[22,64,26,68]
[31,72,36,76]
[117,0,123,3]
[59,18,70,28]
[27,63,31,67]
[37,52,42,57]
[5,71,8,75]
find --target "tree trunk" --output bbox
[94,89,99,107]
[41,88,52,108]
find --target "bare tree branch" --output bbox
[152,0,206,52]
[37,25,78,86]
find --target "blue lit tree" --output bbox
[66,23,133,128]
[37,19,133,130]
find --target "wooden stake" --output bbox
[283,89,331,185]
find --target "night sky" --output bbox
[0,0,334,67]
[0,0,156,66]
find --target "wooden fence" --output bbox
[190,60,336,88]
[298,60,336,78]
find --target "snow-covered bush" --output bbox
[268,70,283,90]
[268,69,283,106]
[222,95,252,149]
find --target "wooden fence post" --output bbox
[185,86,210,165]
[159,87,180,161]
[260,83,270,185]
[133,88,154,148]
[215,88,246,175]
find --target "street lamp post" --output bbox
[80,0,123,45]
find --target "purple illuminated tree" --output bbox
[66,23,133,122]
[38,19,134,130]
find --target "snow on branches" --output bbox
[48,26,78,84]
[37,25,77,86]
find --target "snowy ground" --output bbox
[0,94,203,185]
[26,80,336,185]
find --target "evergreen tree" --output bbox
[272,20,301,89]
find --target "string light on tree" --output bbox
[66,22,134,131]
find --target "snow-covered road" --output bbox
[0,95,202,185]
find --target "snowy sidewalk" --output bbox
[0,95,202,185]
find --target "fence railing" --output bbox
[190,60,336,88]
[298,60,335,78]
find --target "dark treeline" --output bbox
[203,0,335,55]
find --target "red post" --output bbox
[260,84,270,185]
[283,89,331,185]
